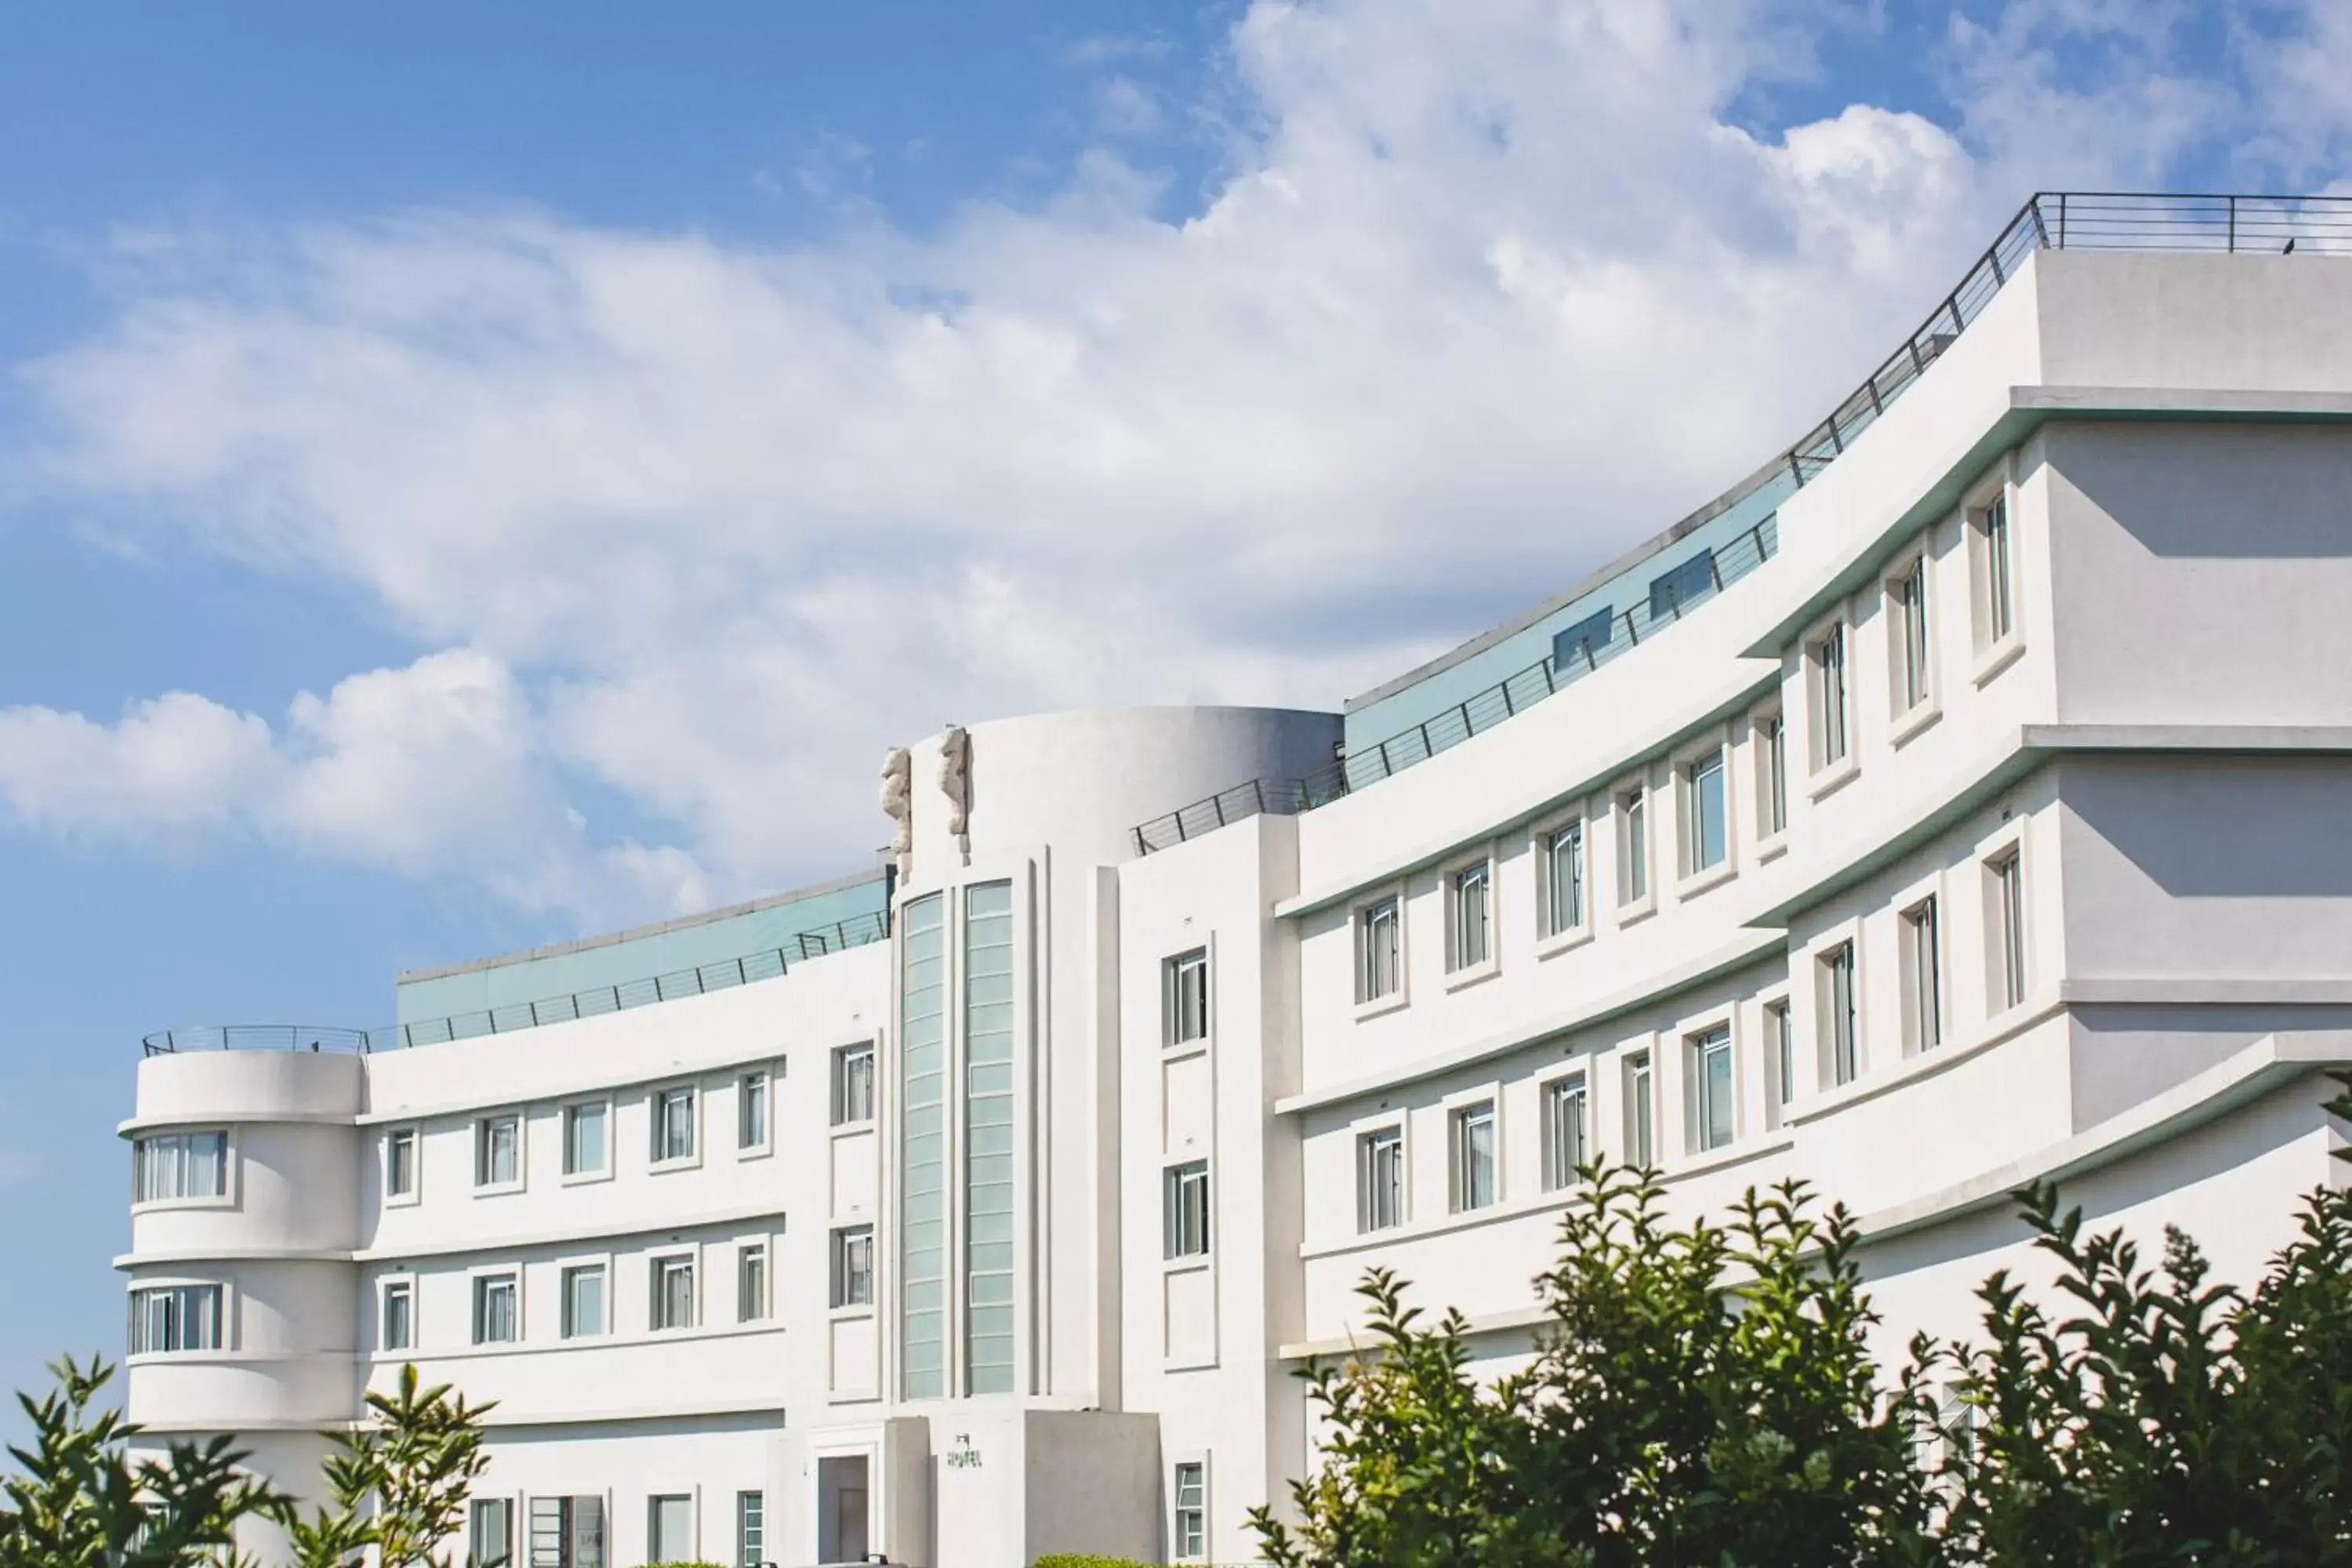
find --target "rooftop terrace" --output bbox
[1130,191,2352,855]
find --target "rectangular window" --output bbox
[471,1273,518,1345]
[385,1127,416,1200]
[475,1115,520,1189]
[1544,822,1585,936]
[1356,897,1401,1003]
[128,1284,223,1355]
[832,1225,875,1309]
[651,1254,695,1331]
[469,1498,513,1568]
[562,1102,607,1178]
[1691,1026,1734,1152]
[1766,999,1795,1116]
[1541,1076,1588,1190]
[526,1495,604,1568]
[1812,623,1849,768]
[1164,949,1210,1046]
[1893,556,1931,712]
[1450,1101,1497,1212]
[1758,713,1788,837]
[647,1496,693,1566]
[381,1280,414,1352]
[1820,942,1859,1087]
[652,1086,697,1163]
[1992,850,2027,1011]
[1164,1160,1211,1260]
[1171,1461,1207,1563]
[1649,549,1715,619]
[134,1131,230,1204]
[1620,789,1649,904]
[1627,1051,1654,1166]
[561,1264,605,1339]
[1356,1127,1404,1232]
[1903,897,1944,1053]
[1551,604,1613,673]
[1448,861,1491,971]
[1683,750,1727,875]
[1980,492,2014,644]
[963,879,1018,1396]
[735,1493,764,1568]
[898,892,947,1399]
[738,1243,769,1322]
[738,1072,770,1151]
[831,1042,876,1126]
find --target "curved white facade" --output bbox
[117,236,2352,1568]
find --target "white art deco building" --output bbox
[118,194,2352,1566]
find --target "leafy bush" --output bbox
[1250,1073,2352,1566]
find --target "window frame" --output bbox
[648,1250,698,1333]
[467,1497,514,1568]
[1446,1094,1499,1213]
[1688,1022,1737,1154]
[382,1125,421,1207]
[737,1239,771,1323]
[1536,811,1590,949]
[1987,838,2030,1015]
[558,1257,609,1341]
[131,1127,234,1211]
[1163,1160,1212,1262]
[1762,993,1795,1126]
[472,1112,524,1195]
[1625,1048,1656,1167]
[646,1494,695,1566]
[830,1040,877,1127]
[379,1275,417,1353]
[1540,1071,1590,1192]
[829,1224,875,1312]
[1886,549,1936,726]
[649,1082,702,1171]
[469,1267,521,1347]
[1171,1457,1209,1564]
[560,1098,612,1185]
[1807,614,1855,783]
[1353,891,1406,1011]
[1900,892,1945,1055]
[1817,938,1861,1088]
[1354,1120,1406,1234]
[1443,854,1496,980]
[1616,780,1653,916]
[1753,708,1789,847]
[1678,742,1732,887]
[126,1280,227,1357]
[735,1491,765,1568]
[1163,947,1212,1048]
[736,1069,772,1158]
[1969,475,2022,669]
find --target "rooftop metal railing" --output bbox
[1130,191,2352,856]
[140,911,892,1055]
[142,1025,390,1056]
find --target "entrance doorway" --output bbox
[817,1454,870,1564]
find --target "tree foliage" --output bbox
[1255,1075,2352,1567]
[2,1358,493,1568]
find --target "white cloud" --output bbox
[0,651,709,922]
[5,0,2338,927]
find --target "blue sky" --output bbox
[0,0,2345,1421]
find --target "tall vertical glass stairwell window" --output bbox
[1450,1100,1497,1211]
[1356,896,1400,1003]
[1820,942,1859,1087]
[1892,556,1931,713]
[898,893,947,1399]
[1691,1026,1734,1152]
[964,880,1018,1396]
